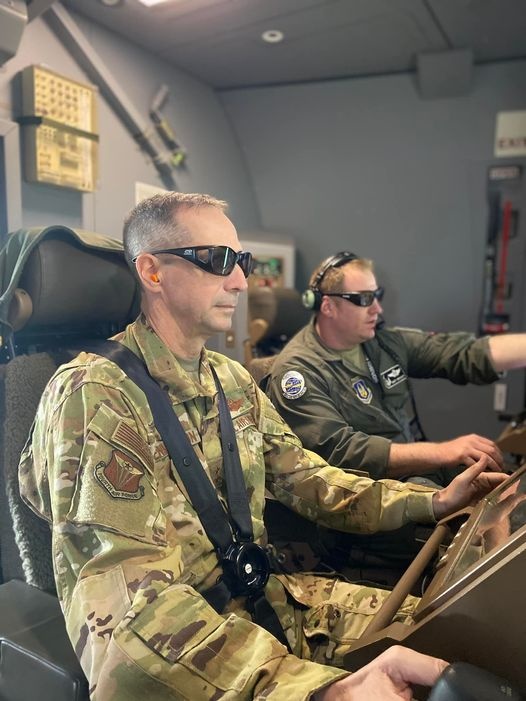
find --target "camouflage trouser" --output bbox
[229,572,419,669]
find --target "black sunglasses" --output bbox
[324,287,384,307]
[140,245,254,278]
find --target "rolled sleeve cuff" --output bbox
[358,435,392,480]
[405,491,437,524]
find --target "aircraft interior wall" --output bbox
[220,60,526,440]
[0,6,525,447]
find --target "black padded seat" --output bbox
[0,226,139,701]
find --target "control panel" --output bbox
[19,65,99,192]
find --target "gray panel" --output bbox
[221,59,526,438]
[61,0,448,87]
[62,0,526,88]
[163,9,445,88]
[0,120,22,241]
[0,11,260,241]
[0,0,27,66]
[416,49,473,99]
[428,0,526,62]
[21,181,83,230]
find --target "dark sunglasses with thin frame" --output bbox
[323,287,384,307]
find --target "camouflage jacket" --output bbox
[19,316,436,699]
[266,321,499,480]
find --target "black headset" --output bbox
[302,251,358,311]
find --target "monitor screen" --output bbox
[415,463,526,618]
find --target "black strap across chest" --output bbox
[91,339,252,553]
[89,340,290,649]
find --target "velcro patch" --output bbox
[281,370,307,400]
[352,379,372,404]
[95,450,145,500]
[380,364,407,390]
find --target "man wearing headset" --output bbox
[266,252,526,487]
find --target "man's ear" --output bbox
[135,254,162,291]
[320,295,335,317]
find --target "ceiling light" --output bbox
[98,0,123,6]
[261,29,284,44]
[137,0,171,6]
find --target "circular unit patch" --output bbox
[281,370,307,400]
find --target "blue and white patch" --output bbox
[281,370,307,400]
[352,379,373,404]
[381,364,407,390]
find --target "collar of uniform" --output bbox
[305,319,368,375]
[120,315,217,403]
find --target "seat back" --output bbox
[0,226,138,701]
[0,226,139,586]
[245,287,310,383]
[0,353,60,589]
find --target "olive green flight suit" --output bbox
[266,321,499,481]
[19,316,437,700]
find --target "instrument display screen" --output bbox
[416,463,526,618]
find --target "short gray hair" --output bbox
[123,192,228,267]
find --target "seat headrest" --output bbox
[7,231,139,336]
[248,287,310,342]
[18,237,137,330]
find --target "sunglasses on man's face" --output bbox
[324,287,384,307]
[142,245,254,278]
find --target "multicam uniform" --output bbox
[266,322,499,480]
[19,316,437,700]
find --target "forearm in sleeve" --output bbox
[60,551,345,700]
[259,393,436,534]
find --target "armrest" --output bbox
[0,580,89,701]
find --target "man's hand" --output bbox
[432,456,509,520]
[387,434,503,479]
[312,645,449,700]
[437,434,504,472]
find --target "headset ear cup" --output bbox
[302,289,322,311]
[305,251,359,312]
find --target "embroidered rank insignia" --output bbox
[281,370,307,400]
[352,379,372,404]
[380,364,407,390]
[95,450,145,500]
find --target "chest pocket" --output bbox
[67,403,166,545]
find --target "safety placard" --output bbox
[494,111,526,158]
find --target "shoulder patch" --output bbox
[95,450,145,500]
[281,370,307,400]
[351,379,373,404]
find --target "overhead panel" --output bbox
[0,0,27,67]
[62,0,526,88]
[428,0,526,62]
[161,1,448,87]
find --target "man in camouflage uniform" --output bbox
[266,252,526,486]
[19,193,504,700]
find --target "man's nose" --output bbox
[371,298,383,314]
[226,262,249,291]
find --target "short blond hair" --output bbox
[309,257,374,294]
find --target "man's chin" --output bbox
[360,328,377,342]
[209,313,235,334]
